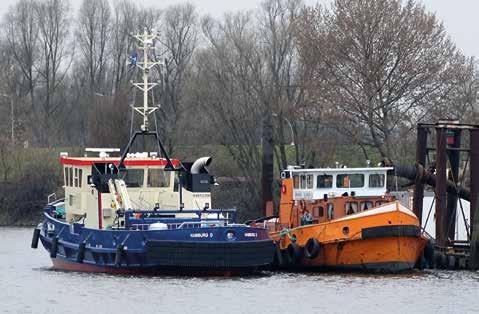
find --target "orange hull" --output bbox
[270,202,427,272]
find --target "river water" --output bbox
[1,228,478,314]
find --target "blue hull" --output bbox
[36,213,274,275]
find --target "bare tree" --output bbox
[74,0,111,144]
[197,13,264,213]
[110,0,138,91]
[77,0,111,93]
[297,0,463,160]
[34,0,73,146]
[155,3,198,155]
[3,0,39,144]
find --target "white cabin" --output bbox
[282,167,393,201]
[60,152,212,229]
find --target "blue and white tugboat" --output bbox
[31,29,274,275]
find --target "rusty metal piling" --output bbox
[470,129,479,269]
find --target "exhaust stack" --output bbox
[191,157,212,174]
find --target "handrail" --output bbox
[47,193,57,204]
[126,209,236,214]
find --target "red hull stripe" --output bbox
[51,259,244,277]
[59,157,180,167]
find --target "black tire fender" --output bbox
[115,244,124,267]
[273,242,284,267]
[304,238,321,259]
[50,237,58,258]
[287,242,303,264]
[31,228,40,249]
[77,242,86,263]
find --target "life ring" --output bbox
[304,238,321,259]
[287,242,303,264]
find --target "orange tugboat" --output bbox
[262,165,428,272]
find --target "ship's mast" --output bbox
[132,28,161,132]
[117,28,175,171]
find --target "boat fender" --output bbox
[115,244,124,267]
[273,242,285,268]
[423,240,434,268]
[77,242,86,263]
[50,237,59,258]
[287,243,303,264]
[31,228,40,249]
[304,238,321,259]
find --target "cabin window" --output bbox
[376,201,385,207]
[315,206,324,217]
[300,175,307,189]
[360,201,374,211]
[74,168,79,187]
[369,174,385,188]
[317,175,333,188]
[306,175,314,189]
[147,169,171,188]
[122,169,144,187]
[78,169,83,187]
[173,173,179,192]
[69,167,73,187]
[327,203,334,220]
[65,167,69,186]
[293,175,300,189]
[298,174,313,189]
[345,202,358,215]
[336,174,364,188]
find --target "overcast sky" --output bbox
[1,0,478,57]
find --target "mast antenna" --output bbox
[131,28,161,132]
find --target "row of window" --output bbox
[64,167,172,189]
[312,200,387,220]
[65,167,83,188]
[123,169,171,188]
[293,173,385,189]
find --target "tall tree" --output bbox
[4,0,39,144]
[35,0,72,146]
[156,3,198,155]
[297,0,463,159]
[75,0,111,144]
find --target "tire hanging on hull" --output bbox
[304,238,321,259]
[50,237,59,258]
[77,242,86,263]
[287,243,303,264]
[31,228,40,249]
